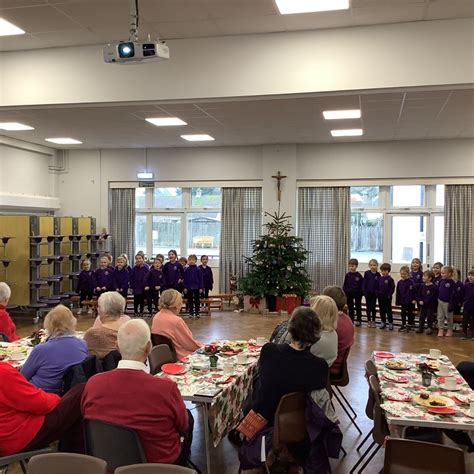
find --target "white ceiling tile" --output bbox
[281,10,354,31]
[150,20,221,39]
[214,14,286,35]
[426,0,474,20]
[203,0,277,19]
[351,4,426,23]
[139,0,211,22]
[0,0,48,8]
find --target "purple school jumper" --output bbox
[411,270,424,298]
[362,271,380,296]
[396,279,416,306]
[376,276,395,299]
[199,265,214,291]
[163,261,184,290]
[95,267,114,291]
[129,265,149,295]
[343,272,363,296]
[433,275,442,287]
[438,278,455,306]
[419,283,438,310]
[113,267,130,293]
[145,267,164,289]
[77,270,96,294]
[463,282,474,315]
[184,265,204,290]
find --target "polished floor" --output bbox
[11,308,474,474]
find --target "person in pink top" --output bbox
[151,289,203,360]
[323,286,355,376]
[0,282,20,342]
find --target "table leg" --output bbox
[201,402,212,474]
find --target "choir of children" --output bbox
[76,250,214,318]
[343,259,473,340]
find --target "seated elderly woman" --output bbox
[83,291,128,359]
[21,305,88,394]
[151,289,203,360]
[0,362,85,457]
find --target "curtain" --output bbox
[220,188,262,293]
[298,187,350,293]
[109,188,136,262]
[444,185,474,278]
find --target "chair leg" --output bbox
[332,390,363,435]
[357,444,381,474]
[341,445,347,457]
[349,440,376,474]
[187,459,202,474]
[357,428,373,451]
[20,461,27,474]
[335,386,358,419]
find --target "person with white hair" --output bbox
[83,291,130,358]
[0,282,20,342]
[82,319,194,466]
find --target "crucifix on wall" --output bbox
[271,170,287,202]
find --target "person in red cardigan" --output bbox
[0,282,20,342]
[0,362,85,456]
[81,319,194,466]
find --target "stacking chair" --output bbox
[357,359,378,452]
[151,334,178,362]
[273,392,307,449]
[84,419,147,472]
[0,447,53,474]
[27,452,107,474]
[329,347,362,435]
[148,344,175,375]
[0,332,9,342]
[350,375,389,474]
[115,464,196,474]
[383,438,466,474]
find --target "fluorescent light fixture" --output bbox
[145,117,187,126]
[276,0,349,14]
[45,138,82,145]
[323,109,361,120]
[0,18,25,36]
[0,122,34,131]
[137,172,154,179]
[331,129,363,137]
[180,134,215,142]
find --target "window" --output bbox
[350,186,379,208]
[351,212,383,263]
[391,185,425,207]
[436,185,445,207]
[135,187,221,260]
[433,215,445,263]
[391,216,426,263]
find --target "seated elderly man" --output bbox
[83,291,130,359]
[81,319,193,465]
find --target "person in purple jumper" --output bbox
[462,270,474,340]
[113,255,130,299]
[163,250,184,292]
[144,254,164,314]
[437,265,456,337]
[130,253,149,317]
[432,262,443,287]
[77,258,96,314]
[95,256,114,296]
[416,270,438,335]
[199,255,214,299]
[343,258,363,325]
[396,266,416,332]
[376,263,395,330]
[184,254,204,319]
[362,259,380,328]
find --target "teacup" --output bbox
[444,376,457,391]
[236,353,248,364]
[429,348,441,359]
[256,337,266,346]
[438,365,450,376]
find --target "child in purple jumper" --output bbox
[95,256,114,296]
[199,255,214,299]
[113,255,130,299]
[396,266,416,332]
[437,265,455,337]
[432,262,443,287]
[343,258,363,325]
[363,259,380,328]
[129,253,149,317]
[77,259,96,314]
[376,263,395,330]
[184,254,204,319]
[416,270,438,335]
[144,254,164,314]
[163,250,184,291]
[462,270,474,340]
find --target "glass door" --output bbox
[152,214,184,257]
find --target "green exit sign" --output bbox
[139,181,155,188]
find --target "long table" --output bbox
[157,342,261,474]
[373,351,474,432]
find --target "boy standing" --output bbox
[462,270,474,340]
[396,266,416,332]
[376,263,395,330]
[343,258,363,325]
[199,255,214,299]
[416,270,438,335]
[184,255,204,319]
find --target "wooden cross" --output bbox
[272,171,287,202]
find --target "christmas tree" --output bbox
[239,211,311,298]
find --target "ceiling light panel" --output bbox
[323,109,361,120]
[145,117,187,126]
[180,134,215,142]
[275,0,350,15]
[45,138,82,144]
[331,129,363,137]
[0,122,34,131]
[0,18,25,36]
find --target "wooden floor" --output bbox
[11,309,474,474]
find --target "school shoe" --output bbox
[437,329,445,337]
[87,307,93,315]
[445,329,453,337]
[388,323,394,331]
[425,329,433,335]
[355,321,362,327]
[379,323,386,330]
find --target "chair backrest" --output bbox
[368,375,389,445]
[61,355,103,395]
[115,464,196,474]
[27,453,107,474]
[383,437,466,474]
[273,392,307,448]
[148,344,175,375]
[329,346,351,386]
[84,419,147,471]
[151,334,177,362]
[364,359,378,419]
[0,332,9,342]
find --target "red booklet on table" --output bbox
[237,410,268,440]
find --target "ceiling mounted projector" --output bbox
[103,40,169,64]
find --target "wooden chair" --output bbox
[148,344,175,375]
[151,334,178,362]
[115,464,196,473]
[383,437,466,474]
[27,452,107,474]
[273,392,307,449]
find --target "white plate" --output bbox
[9,352,26,361]
[237,360,252,365]
[440,385,461,392]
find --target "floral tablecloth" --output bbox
[0,339,33,368]
[373,351,474,430]
[159,341,260,446]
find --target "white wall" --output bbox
[0,139,60,211]
[2,18,473,107]
[56,138,474,229]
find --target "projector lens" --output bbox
[118,42,134,58]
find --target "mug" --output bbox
[429,348,441,359]
[256,337,266,346]
[421,372,432,387]
[237,353,248,364]
[444,376,457,391]
[438,365,450,376]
